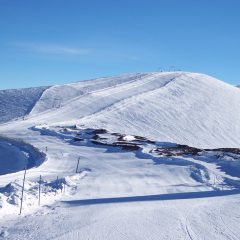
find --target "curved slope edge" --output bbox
[0,135,46,175]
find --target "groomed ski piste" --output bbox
[0,72,240,239]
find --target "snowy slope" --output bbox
[29,73,152,116]
[0,72,240,240]
[0,86,48,123]
[79,72,240,148]
[0,125,240,240]
[9,71,239,149]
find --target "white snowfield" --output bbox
[0,71,240,240]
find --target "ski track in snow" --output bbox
[78,74,181,122]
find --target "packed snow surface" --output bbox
[0,72,240,240]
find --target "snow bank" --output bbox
[0,171,88,217]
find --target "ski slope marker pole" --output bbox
[76,157,80,173]
[19,165,27,215]
[38,175,42,206]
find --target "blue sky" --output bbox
[0,0,239,89]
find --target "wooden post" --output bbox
[38,175,42,206]
[76,157,80,173]
[19,165,27,215]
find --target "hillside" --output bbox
[0,86,48,123]
[0,72,240,240]
[1,72,240,148]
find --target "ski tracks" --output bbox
[181,196,240,240]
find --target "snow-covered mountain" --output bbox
[1,72,240,148]
[1,72,240,240]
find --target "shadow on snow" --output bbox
[62,189,240,206]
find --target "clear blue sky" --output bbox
[0,0,239,89]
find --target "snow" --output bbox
[0,140,28,175]
[2,71,238,148]
[0,71,240,239]
[0,86,48,123]
[0,171,88,217]
[0,136,46,176]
